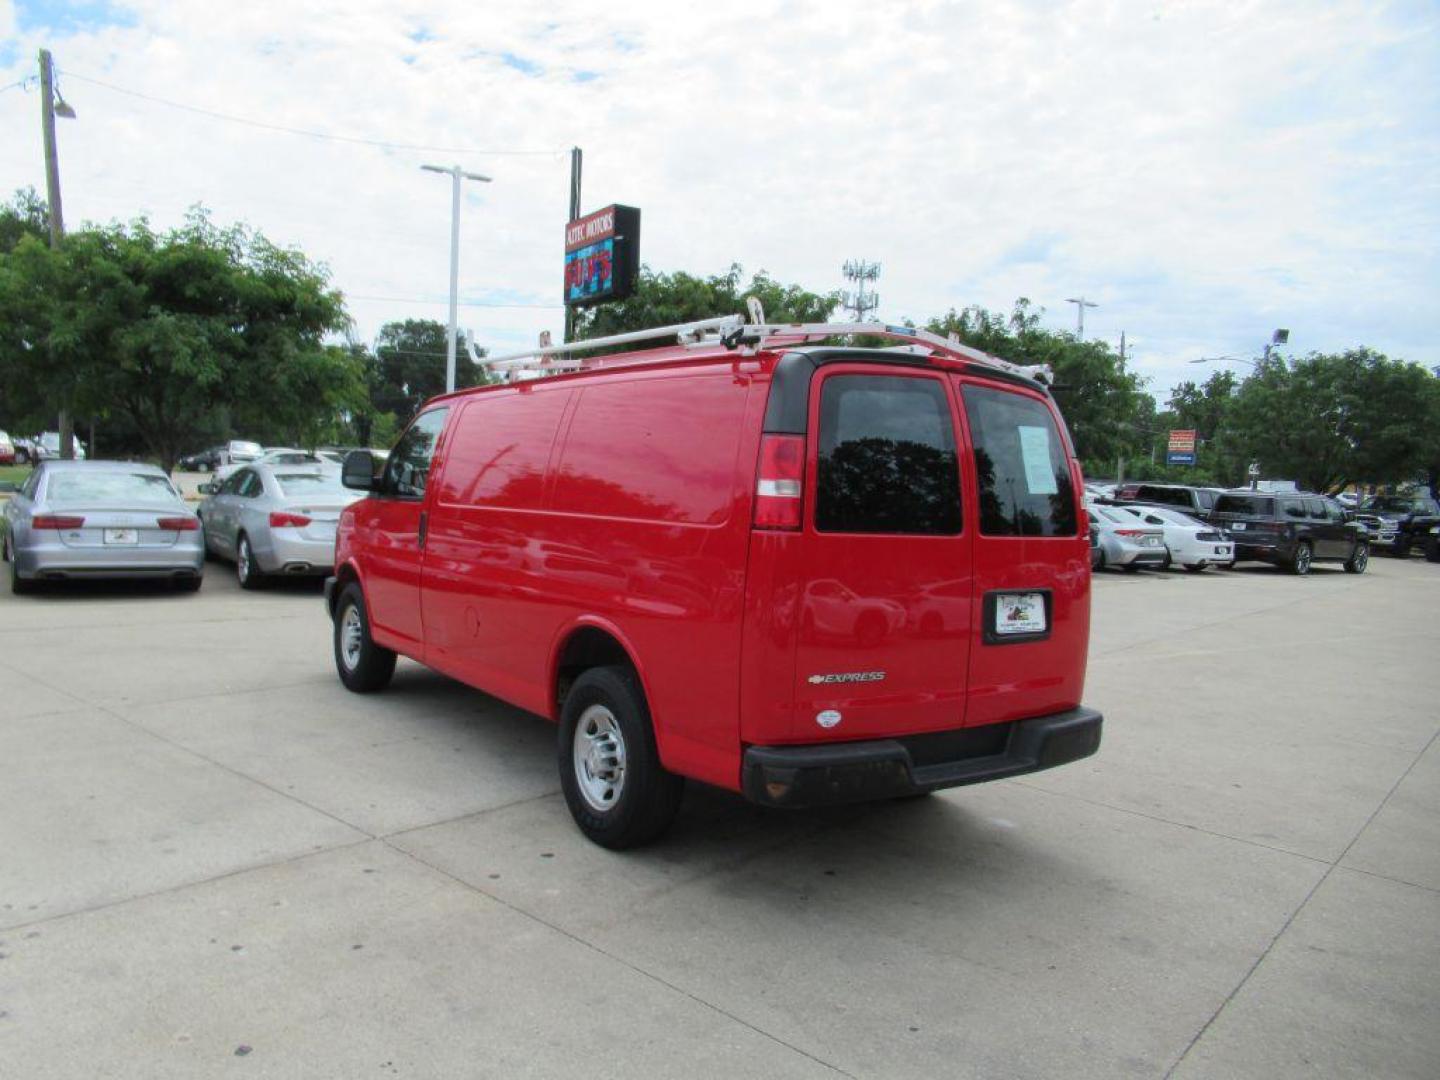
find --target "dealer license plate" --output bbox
[104,528,138,545]
[996,593,1046,636]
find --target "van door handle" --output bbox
[418,510,428,549]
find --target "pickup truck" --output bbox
[1354,495,1440,557]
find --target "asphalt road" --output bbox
[1,557,1436,1078]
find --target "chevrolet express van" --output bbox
[327,317,1102,847]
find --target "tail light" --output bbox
[1114,528,1147,538]
[269,511,312,528]
[156,516,200,531]
[31,514,84,529]
[753,434,804,530]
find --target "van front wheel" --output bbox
[559,666,683,850]
[333,583,396,692]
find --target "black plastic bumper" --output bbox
[742,707,1103,808]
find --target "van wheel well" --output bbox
[555,627,636,717]
[330,564,360,617]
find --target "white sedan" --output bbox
[1113,504,1235,572]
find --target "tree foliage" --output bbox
[0,199,360,470]
[574,264,840,344]
[371,319,486,423]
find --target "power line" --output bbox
[58,70,567,157]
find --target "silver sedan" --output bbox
[198,465,359,589]
[2,461,204,593]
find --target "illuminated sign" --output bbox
[564,204,640,307]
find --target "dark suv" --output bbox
[1112,483,1223,521]
[1210,491,1368,575]
[1354,494,1440,557]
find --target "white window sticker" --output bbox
[996,593,1047,635]
[1018,425,1058,495]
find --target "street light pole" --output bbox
[1065,296,1098,340]
[421,163,492,393]
[38,49,79,459]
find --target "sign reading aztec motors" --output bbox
[1167,429,1198,466]
[564,204,641,307]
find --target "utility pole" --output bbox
[39,48,76,459]
[420,163,492,393]
[1065,296,1097,340]
[841,260,881,322]
[564,146,582,344]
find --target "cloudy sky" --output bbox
[1,0,1436,399]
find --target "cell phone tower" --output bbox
[842,259,881,322]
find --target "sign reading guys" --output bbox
[564,205,641,307]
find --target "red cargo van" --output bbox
[326,316,1101,848]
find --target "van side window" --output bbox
[962,385,1078,537]
[815,374,961,535]
[384,408,450,499]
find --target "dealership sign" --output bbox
[564,204,641,307]
[1167,429,1198,466]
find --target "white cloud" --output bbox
[0,0,1436,400]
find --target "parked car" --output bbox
[325,316,1103,848]
[1209,491,1368,575]
[1112,504,1235,571]
[1354,493,1440,557]
[1110,483,1223,521]
[1088,504,1168,571]
[15,432,86,464]
[215,447,328,483]
[2,460,203,593]
[198,464,358,588]
[223,439,263,465]
[178,446,226,472]
[1088,518,1103,569]
[0,430,14,466]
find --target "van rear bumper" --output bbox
[741,707,1103,808]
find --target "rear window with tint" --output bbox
[815,374,961,535]
[962,385,1077,537]
[46,471,180,505]
[275,473,346,496]
[1214,495,1274,516]
[1137,486,1190,508]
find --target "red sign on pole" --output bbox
[1168,430,1197,453]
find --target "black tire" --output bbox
[1290,542,1313,576]
[175,575,203,593]
[558,665,683,850]
[1095,549,1107,571]
[333,582,396,692]
[236,534,264,590]
[1426,537,1440,564]
[1344,541,1369,574]
[1184,563,1206,573]
[6,533,36,595]
[1392,536,1410,559]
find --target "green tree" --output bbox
[372,319,486,423]
[927,300,1150,472]
[1222,349,1437,492]
[573,264,840,343]
[0,204,358,471]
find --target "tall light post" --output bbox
[39,48,78,458]
[421,163,491,393]
[1065,296,1097,340]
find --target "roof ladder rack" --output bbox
[467,302,1052,385]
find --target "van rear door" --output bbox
[789,366,973,742]
[954,378,1090,728]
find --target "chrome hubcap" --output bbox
[1297,547,1311,572]
[340,604,363,670]
[573,704,626,813]
[1355,546,1367,571]
[238,541,250,581]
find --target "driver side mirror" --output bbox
[342,449,381,491]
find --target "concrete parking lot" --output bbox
[1,558,1437,1078]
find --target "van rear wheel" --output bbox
[333,583,396,692]
[559,665,683,849]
